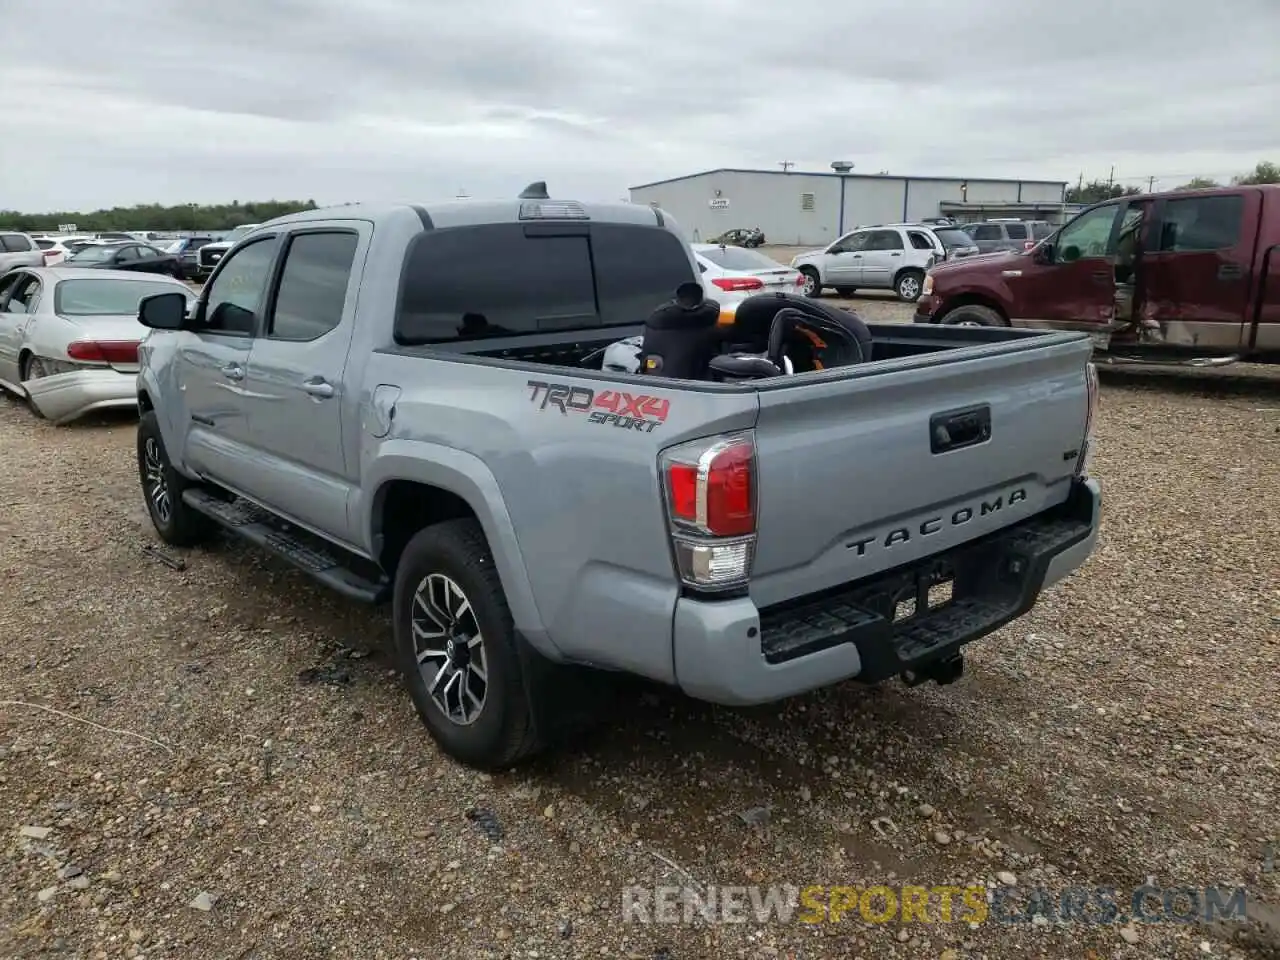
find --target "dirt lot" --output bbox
[1,363,1278,959]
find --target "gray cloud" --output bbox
[2,0,1278,211]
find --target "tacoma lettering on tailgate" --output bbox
[848,487,1028,556]
[526,380,670,433]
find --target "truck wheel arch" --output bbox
[937,294,1010,324]
[363,443,553,657]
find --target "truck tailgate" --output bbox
[748,335,1093,609]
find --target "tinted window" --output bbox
[1003,223,1028,239]
[907,231,935,250]
[203,237,278,335]
[2,234,33,252]
[116,246,138,262]
[396,223,695,343]
[35,239,54,250]
[593,224,697,325]
[865,229,904,251]
[268,232,359,341]
[971,225,1003,241]
[695,244,781,271]
[55,278,190,316]
[1159,195,1244,252]
[934,228,974,248]
[1031,222,1054,240]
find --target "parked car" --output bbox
[930,225,982,261]
[961,220,1055,255]
[0,267,193,422]
[707,227,765,248]
[0,232,46,275]
[32,236,97,266]
[64,241,183,277]
[132,191,1100,770]
[790,223,945,301]
[914,185,1280,365]
[692,243,803,307]
[195,223,263,279]
[162,236,216,280]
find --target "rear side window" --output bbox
[268,232,359,341]
[971,225,1002,241]
[907,231,935,250]
[1003,223,1028,239]
[2,234,33,252]
[396,223,695,343]
[865,230,904,251]
[934,228,974,248]
[1159,195,1244,252]
[1030,222,1054,239]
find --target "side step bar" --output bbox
[182,489,390,604]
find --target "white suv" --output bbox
[790,224,943,302]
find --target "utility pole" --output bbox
[1108,165,1115,188]
[1146,176,1156,193]
[779,161,794,173]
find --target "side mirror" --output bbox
[1033,243,1055,265]
[138,291,190,330]
[1060,244,1082,263]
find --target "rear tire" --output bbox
[800,268,822,298]
[835,286,857,298]
[895,269,925,302]
[393,519,549,770]
[940,304,1008,327]
[137,411,215,546]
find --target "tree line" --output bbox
[0,200,320,233]
[1065,161,1280,205]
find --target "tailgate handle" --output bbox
[930,405,991,454]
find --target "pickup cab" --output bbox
[915,185,1280,366]
[133,191,1102,770]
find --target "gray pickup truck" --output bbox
[133,190,1102,770]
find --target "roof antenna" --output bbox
[518,181,550,199]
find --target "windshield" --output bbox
[55,278,188,316]
[934,228,976,248]
[696,245,785,271]
[224,225,259,243]
[66,245,117,263]
[164,240,184,253]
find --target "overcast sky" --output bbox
[3,0,1279,213]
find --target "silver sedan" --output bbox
[0,267,194,423]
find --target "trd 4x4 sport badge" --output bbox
[526,380,670,433]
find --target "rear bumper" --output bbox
[672,477,1101,706]
[24,368,138,424]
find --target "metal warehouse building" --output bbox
[628,166,1068,247]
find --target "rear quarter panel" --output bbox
[357,353,760,682]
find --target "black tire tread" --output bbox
[137,411,215,547]
[395,519,545,769]
[940,304,1008,326]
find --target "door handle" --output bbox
[303,378,335,399]
[1217,263,1244,280]
[851,254,862,259]
[890,252,902,257]
[221,362,244,381]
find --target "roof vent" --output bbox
[830,161,854,173]
[518,181,550,199]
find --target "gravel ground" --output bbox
[1,364,1278,959]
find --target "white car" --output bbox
[0,267,194,423]
[691,243,804,308]
[789,223,949,302]
[32,236,97,266]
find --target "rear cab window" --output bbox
[395,223,696,343]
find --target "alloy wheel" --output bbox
[898,275,921,300]
[411,573,488,726]
[142,437,172,525]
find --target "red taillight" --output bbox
[66,340,141,365]
[794,274,805,286]
[1023,241,1035,251]
[42,250,58,263]
[711,276,764,293]
[660,435,757,590]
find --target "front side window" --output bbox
[1056,204,1121,261]
[829,232,868,255]
[268,232,359,341]
[202,237,279,335]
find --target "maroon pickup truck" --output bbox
[914,185,1280,366]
